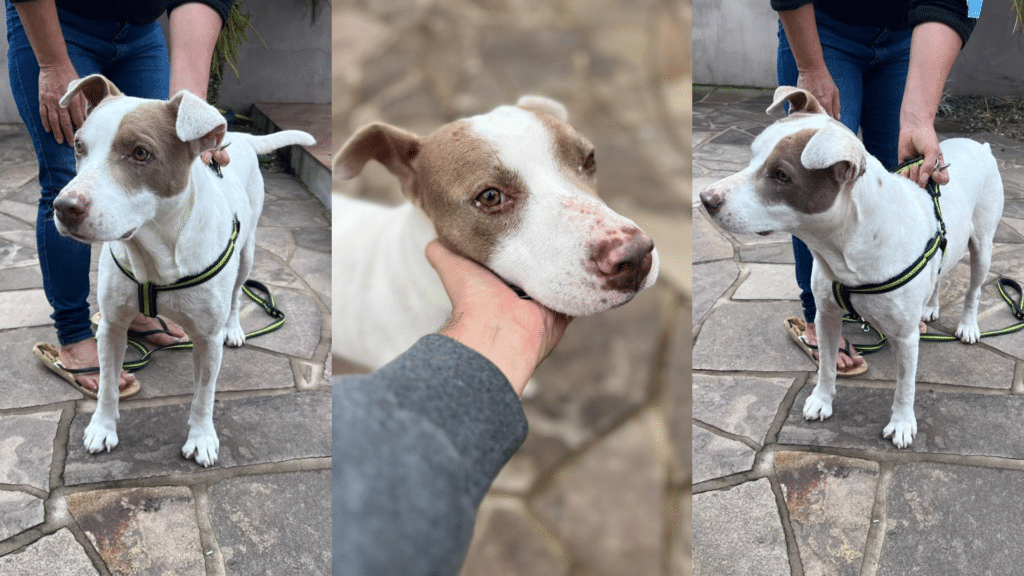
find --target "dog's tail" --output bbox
[242,130,316,154]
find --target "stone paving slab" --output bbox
[879,463,1024,575]
[692,479,790,576]
[779,382,1024,459]
[65,391,330,485]
[209,470,331,575]
[774,451,878,576]
[0,410,59,491]
[693,300,816,373]
[692,260,737,327]
[0,528,97,576]
[0,491,44,543]
[460,497,569,576]
[66,486,206,576]
[692,373,791,446]
[691,425,755,484]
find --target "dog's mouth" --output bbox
[756,230,773,236]
[120,228,137,240]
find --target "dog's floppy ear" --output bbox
[59,74,122,113]
[516,95,569,121]
[801,123,865,184]
[766,86,827,116]
[168,90,227,157]
[334,122,422,196]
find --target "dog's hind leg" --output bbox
[182,335,222,466]
[955,234,993,344]
[224,237,255,347]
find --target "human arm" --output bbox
[897,21,962,187]
[166,0,230,165]
[12,0,86,145]
[776,2,841,119]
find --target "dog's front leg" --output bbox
[83,320,128,453]
[883,333,919,448]
[803,305,842,421]
[182,335,222,466]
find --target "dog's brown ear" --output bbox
[168,90,227,157]
[766,86,826,116]
[516,95,569,121]
[334,123,422,195]
[59,74,122,113]
[801,123,865,184]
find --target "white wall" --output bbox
[0,2,330,124]
[693,0,1024,97]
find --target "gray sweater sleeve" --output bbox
[332,334,528,576]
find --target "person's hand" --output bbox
[425,240,572,396]
[898,108,947,188]
[39,61,85,146]
[200,147,230,167]
[796,66,841,120]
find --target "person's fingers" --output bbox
[56,104,75,146]
[39,103,53,136]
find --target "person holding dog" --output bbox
[773,0,976,376]
[7,0,232,397]
[333,240,572,576]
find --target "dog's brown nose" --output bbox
[53,191,91,228]
[699,187,724,217]
[595,230,655,292]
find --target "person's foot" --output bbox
[804,322,866,372]
[60,338,136,393]
[129,314,187,346]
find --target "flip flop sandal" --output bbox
[91,312,190,346]
[783,316,868,378]
[32,342,141,399]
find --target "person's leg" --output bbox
[7,4,136,392]
[860,28,912,169]
[777,11,871,371]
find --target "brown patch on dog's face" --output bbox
[413,121,527,264]
[107,101,195,198]
[756,128,845,214]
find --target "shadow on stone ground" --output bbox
[693,85,1024,575]
[0,122,332,574]
[333,1,692,574]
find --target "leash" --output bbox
[119,279,286,372]
[848,278,1024,355]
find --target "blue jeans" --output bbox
[777,9,912,323]
[6,2,169,345]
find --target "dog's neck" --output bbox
[109,161,230,285]
[797,159,940,286]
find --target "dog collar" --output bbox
[111,216,241,317]
[832,158,946,321]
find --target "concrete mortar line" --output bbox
[690,256,748,337]
[858,463,894,576]
[55,456,330,496]
[192,484,226,576]
[764,442,1024,471]
[766,372,810,446]
[691,419,760,452]
[1013,360,1024,394]
[767,470,805,576]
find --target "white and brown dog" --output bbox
[333,96,659,370]
[699,86,1003,448]
[52,74,315,466]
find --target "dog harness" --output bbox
[111,216,241,317]
[831,157,947,322]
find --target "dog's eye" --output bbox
[131,147,151,162]
[773,168,791,183]
[74,139,86,157]
[474,188,506,210]
[582,151,596,174]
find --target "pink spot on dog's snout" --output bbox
[591,227,654,292]
[53,190,91,229]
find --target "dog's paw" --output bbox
[802,393,833,421]
[224,322,246,347]
[882,415,917,449]
[182,430,220,467]
[955,322,981,344]
[922,306,940,323]
[83,418,119,453]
